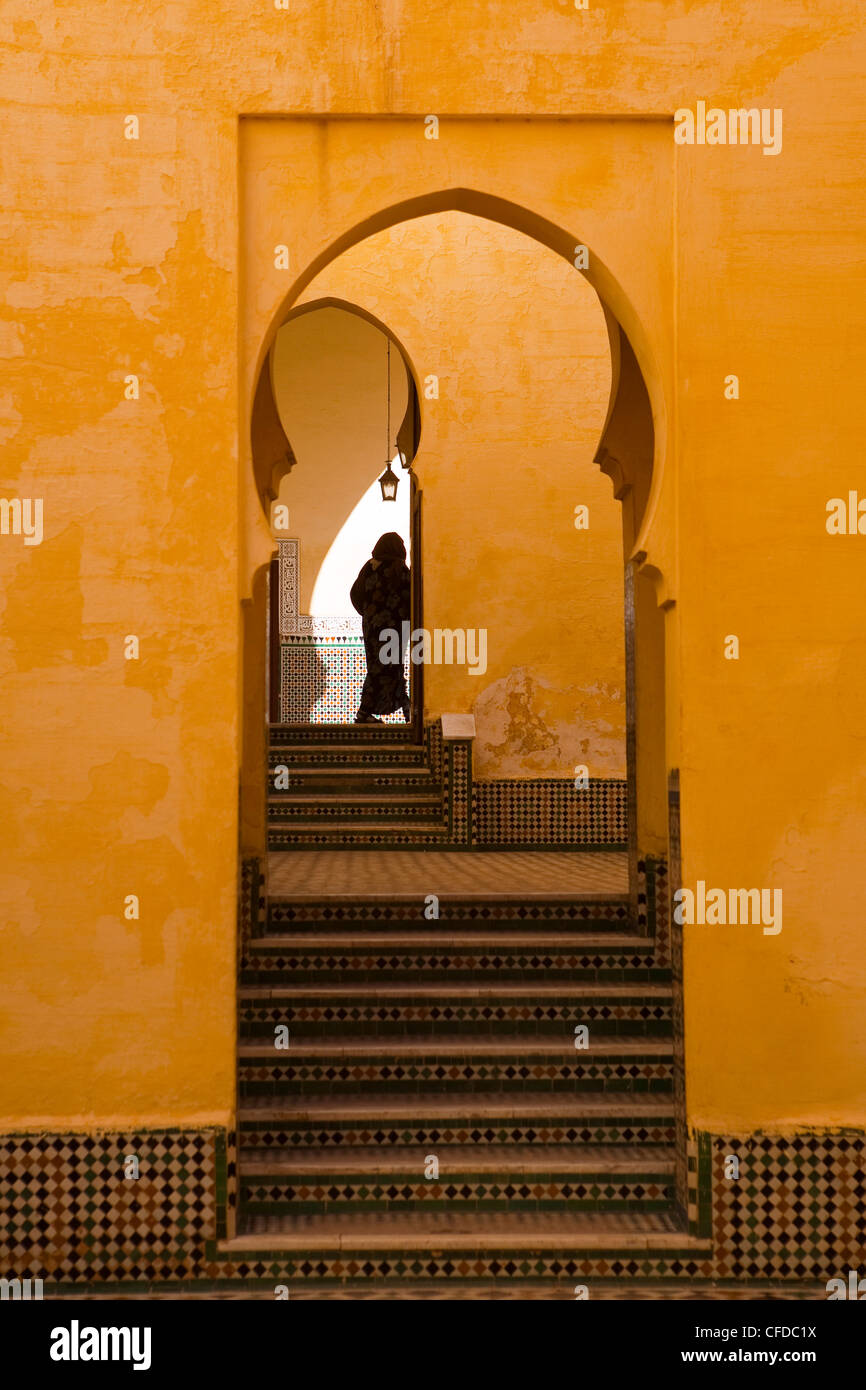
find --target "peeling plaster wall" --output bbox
[1,0,864,1136]
[296,214,624,779]
[1,201,237,1129]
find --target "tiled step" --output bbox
[253,931,648,950]
[238,982,673,1038]
[237,1092,676,1151]
[238,1143,677,1215]
[242,933,668,983]
[223,1208,695,1251]
[266,897,633,931]
[269,735,422,765]
[268,793,445,823]
[270,723,418,741]
[268,741,429,779]
[272,768,439,793]
[270,752,429,776]
[268,824,453,849]
[239,1142,674,1174]
[237,1036,674,1095]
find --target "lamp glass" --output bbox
[379,463,398,501]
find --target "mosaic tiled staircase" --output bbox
[267,723,450,849]
[224,871,707,1287]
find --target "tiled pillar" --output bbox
[667,768,689,1226]
[441,714,474,847]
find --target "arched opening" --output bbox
[242,193,667,893]
[262,300,423,730]
[236,178,682,1244]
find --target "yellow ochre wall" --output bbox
[1,2,864,1140]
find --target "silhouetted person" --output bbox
[350,532,411,723]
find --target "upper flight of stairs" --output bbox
[268,723,448,849]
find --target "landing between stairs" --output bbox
[268,849,629,897]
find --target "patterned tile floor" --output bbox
[269,850,629,898]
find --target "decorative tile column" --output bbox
[441,713,474,847]
[667,767,690,1229]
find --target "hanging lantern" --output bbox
[379,336,398,501]
[379,460,399,501]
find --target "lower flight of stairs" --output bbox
[221,722,700,1290]
[267,722,449,848]
[220,878,705,1289]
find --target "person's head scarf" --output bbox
[372,532,406,563]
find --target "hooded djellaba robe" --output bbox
[350,552,411,716]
